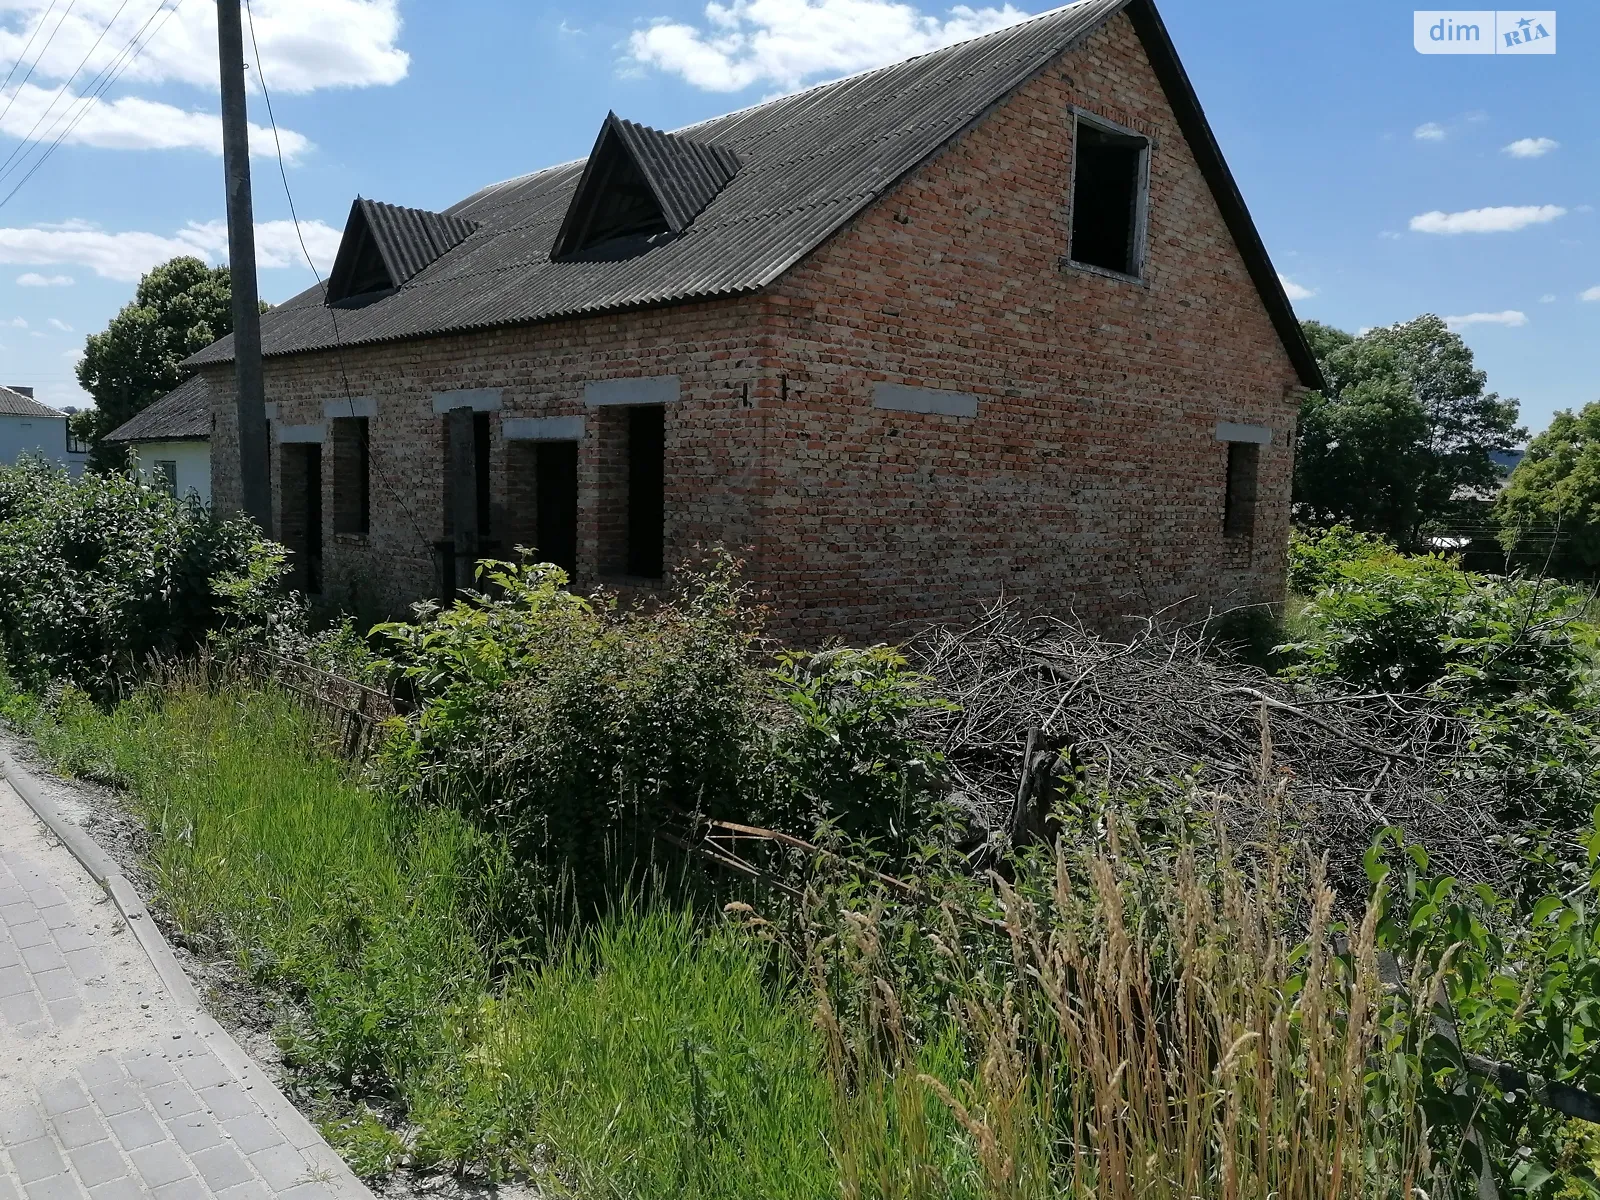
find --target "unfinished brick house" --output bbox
[189,0,1322,641]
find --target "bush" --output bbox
[373,557,764,909]
[0,458,283,693]
[1287,525,1403,595]
[1281,540,1600,823]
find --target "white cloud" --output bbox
[46,317,71,331]
[1413,122,1447,141]
[627,0,1029,92]
[1539,293,1557,303]
[0,0,407,96]
[2,316,25,327]
[0,217,342,282]
[1581,286,1600,303]
[1504,136,1559,158]
[0,83,310,158]
[15,272,71,286]
[1409,205,1566,234]
[1443,310,1528,329]
[1278,273,1316,301]
[1379,230,1402,240]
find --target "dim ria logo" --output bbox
[1414,11,1556,53]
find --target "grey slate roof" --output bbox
[0,386,63,419]
[104,374,211,443]
[187,0,1322,389]
[328,199,479,301]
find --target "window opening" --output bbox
[1070,118,1149,277]
[627,406,664,578]
[153,460,178,497]
[536,441,579,578]
[280,443,323,593]
[1223,441,1259,538]
[332,417,370,535]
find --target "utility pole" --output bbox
[216,0,271,531]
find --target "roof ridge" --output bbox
[0,385,66,419]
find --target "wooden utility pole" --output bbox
[216,0,271,530]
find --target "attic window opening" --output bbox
[1068,116,1149,279]
[551,113,740,262]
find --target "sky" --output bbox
[0,0,1593,438]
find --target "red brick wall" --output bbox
[207,298,771,615]
[209,9,1302,640]
[757,9,1303,641]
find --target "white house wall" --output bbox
[131,440,212,505]
[0,413,85,477]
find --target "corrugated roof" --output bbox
[0,386,64,419]
[103,374,211,442]
[611,114,742,234]
[186,0,1322,389]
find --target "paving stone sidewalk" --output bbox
[0,774,369,1199]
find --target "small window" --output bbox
[153,461,178,496]
[1223,442,1259,538]
[627,407,664,577]
[67,428,90,455]
[332,417,371,536]
[1069,117,1149,278]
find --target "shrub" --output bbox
[373,557,764,909]
[1287,524,1404,595]
[0,458,283,693]
[765,645,952,854]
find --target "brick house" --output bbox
[189,0,1322,641]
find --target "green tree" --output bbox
[1496,401,1600,572]
[1294,315,1524,547]
[74,257,233,470]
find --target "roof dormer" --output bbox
[550,112,740,262]
[325,198,478,307]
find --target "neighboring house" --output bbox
[189,0,1323,639]
[0,385,87,476]
[103,375,213,504]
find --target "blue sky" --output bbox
[0,0,1593,436]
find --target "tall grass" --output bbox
[9,678,839,1192]
[5,675,1451,1196]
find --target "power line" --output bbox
[0,0,77,129]
[0,0,136,182]
[242,0,438,565]
[0,0,184,209]
[0,0,64,100]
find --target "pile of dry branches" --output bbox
[906,601,1516,894]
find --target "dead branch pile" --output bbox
[906,600,1516,894]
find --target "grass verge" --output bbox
[2,676,843,1194]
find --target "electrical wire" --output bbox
[0,0,77,128]
[0,0,136,182]
[0,0,183,209]
[242,0,439,565]
[0,0,64,102]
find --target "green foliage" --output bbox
[0,457,285,694]
[374,556,763,909]
[1366,826,1600,1197]
[766,645,952,853]
[74,256,235,470]
[9,680,837,1191]
[1295,316,1525,547]
[1286,525,1402,594]
[1497,401,1600,574]
[1282,541,1600,822]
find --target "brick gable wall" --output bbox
[758,9,1303,641]
[209,9,1302,641]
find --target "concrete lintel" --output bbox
[584,376,680,407]
[430,388,503,415]
[504,415,585,441]
[262,402,279,421]
[276,422,326,444]
[1214,421,1271,445]
[873,383,979,419]
[324,396,376,420]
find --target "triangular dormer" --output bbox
[550,113,740,261]
[325,198,478,307]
